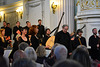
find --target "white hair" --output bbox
[54,45,68,61]
[18,42,29,51]
[24,47,37,61]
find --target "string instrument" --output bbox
[71,24,86,38]
[46,12,65,49]
[71,24,86,46]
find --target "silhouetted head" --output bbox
[53,59,83,67]
[70,48,91,67]
[54,45,68,61]
[24,47,37,61]
[13,58,36,67]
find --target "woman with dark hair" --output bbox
[70,48,91,67]
[42,28,51,46]
[29,25,39,50]
[18,27,30,45]
[9,27,29,62]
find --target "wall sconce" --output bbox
[51,2,57,14]
[16,6,23,19]
[0,12,4,22]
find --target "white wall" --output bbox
[49,0,75,34]
[0,0,75,33]
[23,0,51,28]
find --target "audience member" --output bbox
[18,42,29,51]
[0,56,8,67]
[13,50,27,61]
[53,59,83,67]
[70,48,91,67]
[54,45,68,63]
[36,46,47,64]
[24,47,43,67]
[13,58,36,67]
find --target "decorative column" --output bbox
[75,0,100,47]
[65,0,75,33]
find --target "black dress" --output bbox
[13,26,22,40]
[18,36,30,45]
[89,35,100,60]
[55,30,72,53]
[37,25,45,39]
[0,37,8,48]
[42,35,51,46]
[31,35,40,50]
[9,36,30,59]
[74,36,87,49]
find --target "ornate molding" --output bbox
[77,0,100,11]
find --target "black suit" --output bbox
[13,26,22,40]
[37,25,45,39]
[89,35,100,60]
[7,27,12,39]
[25,26,29,35]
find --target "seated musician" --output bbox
[74,29,87,49]
[42,28,51,46]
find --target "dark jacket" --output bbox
[55,30,72,53]
[25,26,29,35]
[89,35,99,49]
[74,36,87,48]
[37,25,45,39]
[89,35,100,61]
[36,56,47,64]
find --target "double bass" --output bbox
[46,12,65,49]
